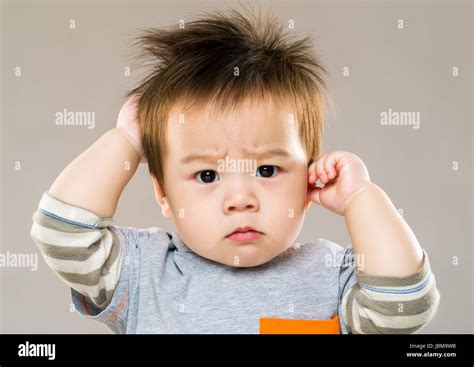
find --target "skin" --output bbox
[153,97,424,275]
[309,151,424,276]
[152,95,313,268]
[49,94,424,277]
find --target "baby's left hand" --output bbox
[308,151,372,216]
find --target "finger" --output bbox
[116,95,139,128]
[308,161,317,184]
[315,153,329,184]
[323,152,339,180]
[310,187,323,206]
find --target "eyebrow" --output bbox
[180,147,292,165]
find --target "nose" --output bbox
[223,187,259,214]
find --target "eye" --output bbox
[255,165,280,178]
[195,170,220,184]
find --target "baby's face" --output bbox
[156,96,311,267]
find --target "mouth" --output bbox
[225,226,264,243]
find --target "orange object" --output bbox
[260,314,341,334]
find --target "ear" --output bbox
[151,176,173,219]
[305,182,313,211]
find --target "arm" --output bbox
[343,182,424,277]
[48,128,140,218]
[31,97,144,310]
[49,93,143,217]
[310,151,440,333]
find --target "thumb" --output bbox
[310,187,323,206]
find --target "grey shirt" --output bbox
[31,191,440,334]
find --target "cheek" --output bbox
[261,176,307,232]
[261,172,307,206]
[168,176,214,207]
[173,210,216,256]
[169,186,216,237]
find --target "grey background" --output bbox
[1,0,472,333]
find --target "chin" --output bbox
[235,260,270,268]
[228,248,276,268]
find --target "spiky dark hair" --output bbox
[126,3,332,192]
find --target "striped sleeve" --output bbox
[30,191,122,310]
[339,248,441,334]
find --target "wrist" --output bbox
[342,182,378,216]
[115,127,145,163]
[113,128,143,164]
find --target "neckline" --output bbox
[166,230,193,253]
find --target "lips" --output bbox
[226,226,263,243]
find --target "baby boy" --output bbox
[30,6,440,334]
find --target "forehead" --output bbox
[166,96,301,158]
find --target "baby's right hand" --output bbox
[116,94,147,164]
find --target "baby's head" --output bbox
[128,5,331,268]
